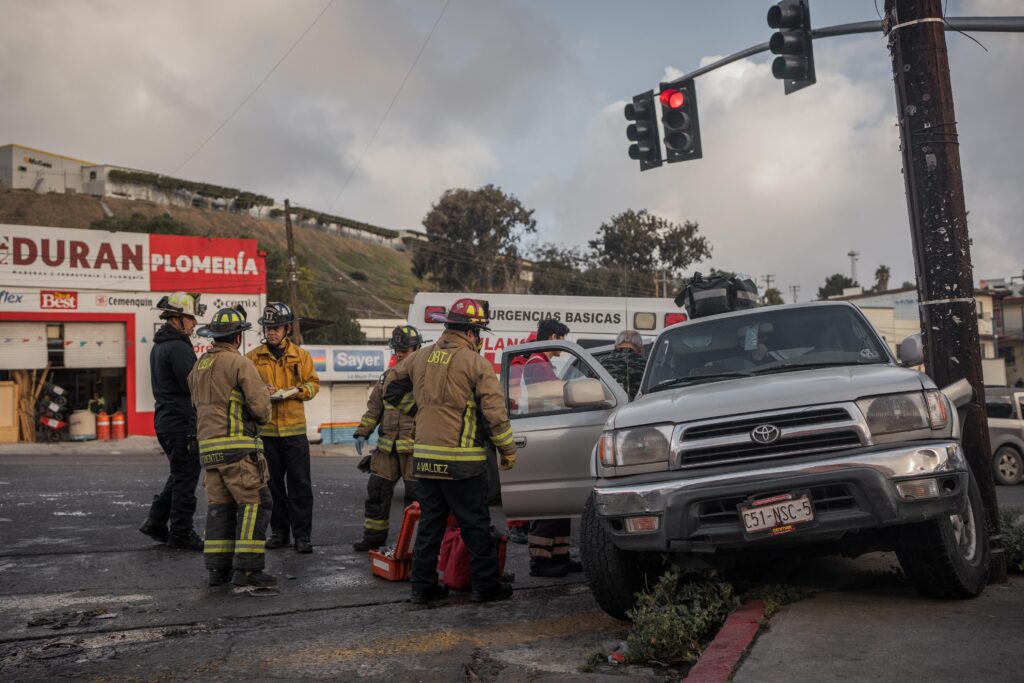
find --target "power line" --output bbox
[171,0,337,175]
[330,0,451,211]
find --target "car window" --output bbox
[506,347,613,417]
[644,306,889,393]
[987,397,1014,420]
[1018,397,1024,420]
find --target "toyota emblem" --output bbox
[750,424,781,444]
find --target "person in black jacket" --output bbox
[139,292,207,550]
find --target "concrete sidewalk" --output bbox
[0,436,356,458]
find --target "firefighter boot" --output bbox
[353,538,383,552]
[167,530,204,551]
[208,569,232,586]
[266,530,290,549]
[410,584,450,605]
[231,569,278,588]
[139,518,169,544]
[295,538,313,554]
[469,582,514,604]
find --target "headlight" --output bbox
[614,424,673,466]
[857,392,929,435]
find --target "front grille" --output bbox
[683,408,850,440]
[697,484,857,525]
[679,430,862,467]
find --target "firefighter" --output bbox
[352,325,424,552]
[522,318,583,578]
[384,298,516,604]
[190,306,275,587]
[139,292,206,551]
[246,303,320,554]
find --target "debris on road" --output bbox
[27,609,119,629]
[26,642,84,659]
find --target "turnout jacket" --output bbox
[149,323,197,435]
[383,329,515,480]
[188,342,272,467]
[354,361,416,454]
[246,338,319,438]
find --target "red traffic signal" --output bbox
[659,89,685,110]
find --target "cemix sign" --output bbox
[0,224,264,294]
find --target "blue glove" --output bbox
[355,436,366,456]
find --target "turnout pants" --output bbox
[411,475,499,595]
[263,435,314,541]
[361,445,418,545]
[148,433,201,536]
[203,453,273,572]
[529,518,572,568]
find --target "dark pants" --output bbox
[148,433,201,536]
[362,473,419,546]
[412,475,499,595]
[263,435,313,540]
[529,518,572,566]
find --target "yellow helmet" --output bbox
[155,292,206,320]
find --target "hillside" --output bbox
[0,188,420,318]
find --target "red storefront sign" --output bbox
[149,234,262,293]
[40,290,78,310]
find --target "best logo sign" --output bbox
[40,290,78,310]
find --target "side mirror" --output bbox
[564,378,613,409]
[898,333,925,367]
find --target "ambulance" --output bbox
[408,293,686,371]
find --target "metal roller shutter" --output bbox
[0,323,47,370]
[63,323,126,368]
[331,382,374,425]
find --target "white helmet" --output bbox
[155,292,206,320]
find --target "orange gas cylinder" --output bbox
[96,412,110,441]
[110,411,126,440]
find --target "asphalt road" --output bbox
[2,446,1023,682]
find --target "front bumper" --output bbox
[593,440,968,552]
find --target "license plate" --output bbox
[739,491,814,537]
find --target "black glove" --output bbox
[357,455,372,473]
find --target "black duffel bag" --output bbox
[675,272,759,319]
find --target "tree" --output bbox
[413,185,536,292]
[901,280,916,289]
[763,287,785,305]
[817,273,860,300]
[587,210,712,295]
[874,264,891,292]
[89,212,195,236]
[529,243,590,295]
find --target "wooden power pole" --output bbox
[885,0,1005,580]
[283,198,303,345]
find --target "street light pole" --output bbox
[283,198,303,345]
[885,0,1005,581]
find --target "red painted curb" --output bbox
[685,599,766,682]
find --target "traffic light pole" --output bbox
[884,0,1005,582]
[661,17,1024,88]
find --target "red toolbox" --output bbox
[368,502,420,582]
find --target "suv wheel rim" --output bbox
[997,450,1019,481]
[950,497,978,562]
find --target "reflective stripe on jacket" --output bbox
[383,329,515,480]
[188,343,272,466]
[246,338,320,438]
[354,363,416,454]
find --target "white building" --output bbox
[0,144,95,194]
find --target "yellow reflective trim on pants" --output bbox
[241,504,258,540]
[204,540,236,553]
[234,540,265,553]
[364,518,389,531]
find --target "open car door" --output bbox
[498,340,628,519]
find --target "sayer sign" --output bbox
[0,224,264,294]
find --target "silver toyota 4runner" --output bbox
[499,301,989,620]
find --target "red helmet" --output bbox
[430,298,491,330]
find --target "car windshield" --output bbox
[644,305,889,393]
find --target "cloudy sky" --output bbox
[1,0,1020,299]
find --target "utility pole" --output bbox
[789,284,800,303]
[283,198,303,345]
[847,250,860,282]
[885,0,1004,580]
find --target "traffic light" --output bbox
[767,0,815,94]
[658,79,702,163]
[624,91,662,171]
